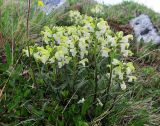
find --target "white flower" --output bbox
[111,40,117,47]
[99,37,107,46]
[120,36,129,43]
[119,72,124,80]
[80,52,85,59]
[79,58,88,66]
[77,98,85,104]
[23,48,33,57]
[64,56,71,64]
[128,76,137,82]
[41,31,52,44]
[70,48,77,57]
[79,38,87,49]
[55,51,65,61]
[97,21,107,31]
[33,52,49,64]
[41,55,49,64]
[49,57,55,63]
[33,52,41,60]
[58,62,63,68]
[96,31,102,38]
[69,10,82,24]
[91,5,104,14]
[61,45,68,54]
[120,43,126,52]
[112,59,120,65]
[69,42,75,49]
[126,34,133,41]
[84,23,94,32]
[107,36,116,46]
[122,50,129,57]
[120,82,126,90]
[126,67,132,75]
[66,39,72,45]
[126,62,135,75]
[23,49,30,57]
[101,48,110,58]
[113,66,124,80]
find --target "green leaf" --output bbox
[4,42,12,65]
[81,97,92,116]
[28,68,35,83]
[11,64,23,78]
[78,121,89,126]
[0,63,9,71]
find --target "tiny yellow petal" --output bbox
[38,1,44,7]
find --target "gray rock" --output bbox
[41,0,68,15]
[43,0,60,5]
[130,14,160,45]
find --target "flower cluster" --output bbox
[69,10,83,25]
[111,60,136,90]
[23,11,136,90]
[90,4,104,15]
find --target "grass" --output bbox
[0,0,160,125]
[0,0,60,48]
[82,1,160,27]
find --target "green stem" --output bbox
[53,63,56,82]
[72,57,77,92]
[26,0,36,84]
[93,54,98,102]
[102,58,113,109]
[93,26,98,102]
[36,61,41,73]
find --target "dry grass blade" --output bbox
[0,85,6,99]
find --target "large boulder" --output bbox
[130,14,160,45]
[41,0,69,15]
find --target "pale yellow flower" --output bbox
[120,82,126,90]
[79,58,88,66]
[77,98,85,104]
[38,0,44,7]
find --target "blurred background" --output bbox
[96,0,160,13]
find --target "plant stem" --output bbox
[102,60,113,109]
[62,88,79,114]
[11,0,14,65]
[26,0,30,38]
[93,55,98,102]
[52,64,56,82]
[72,57,78,92]
[93,30,98,102]
[26,0,36,84]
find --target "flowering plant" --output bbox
[23,11,136,90]
[23,11,136,120]
[90,4,104,15]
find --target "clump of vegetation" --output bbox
[22,10,136,125]
[0,0,160,125]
